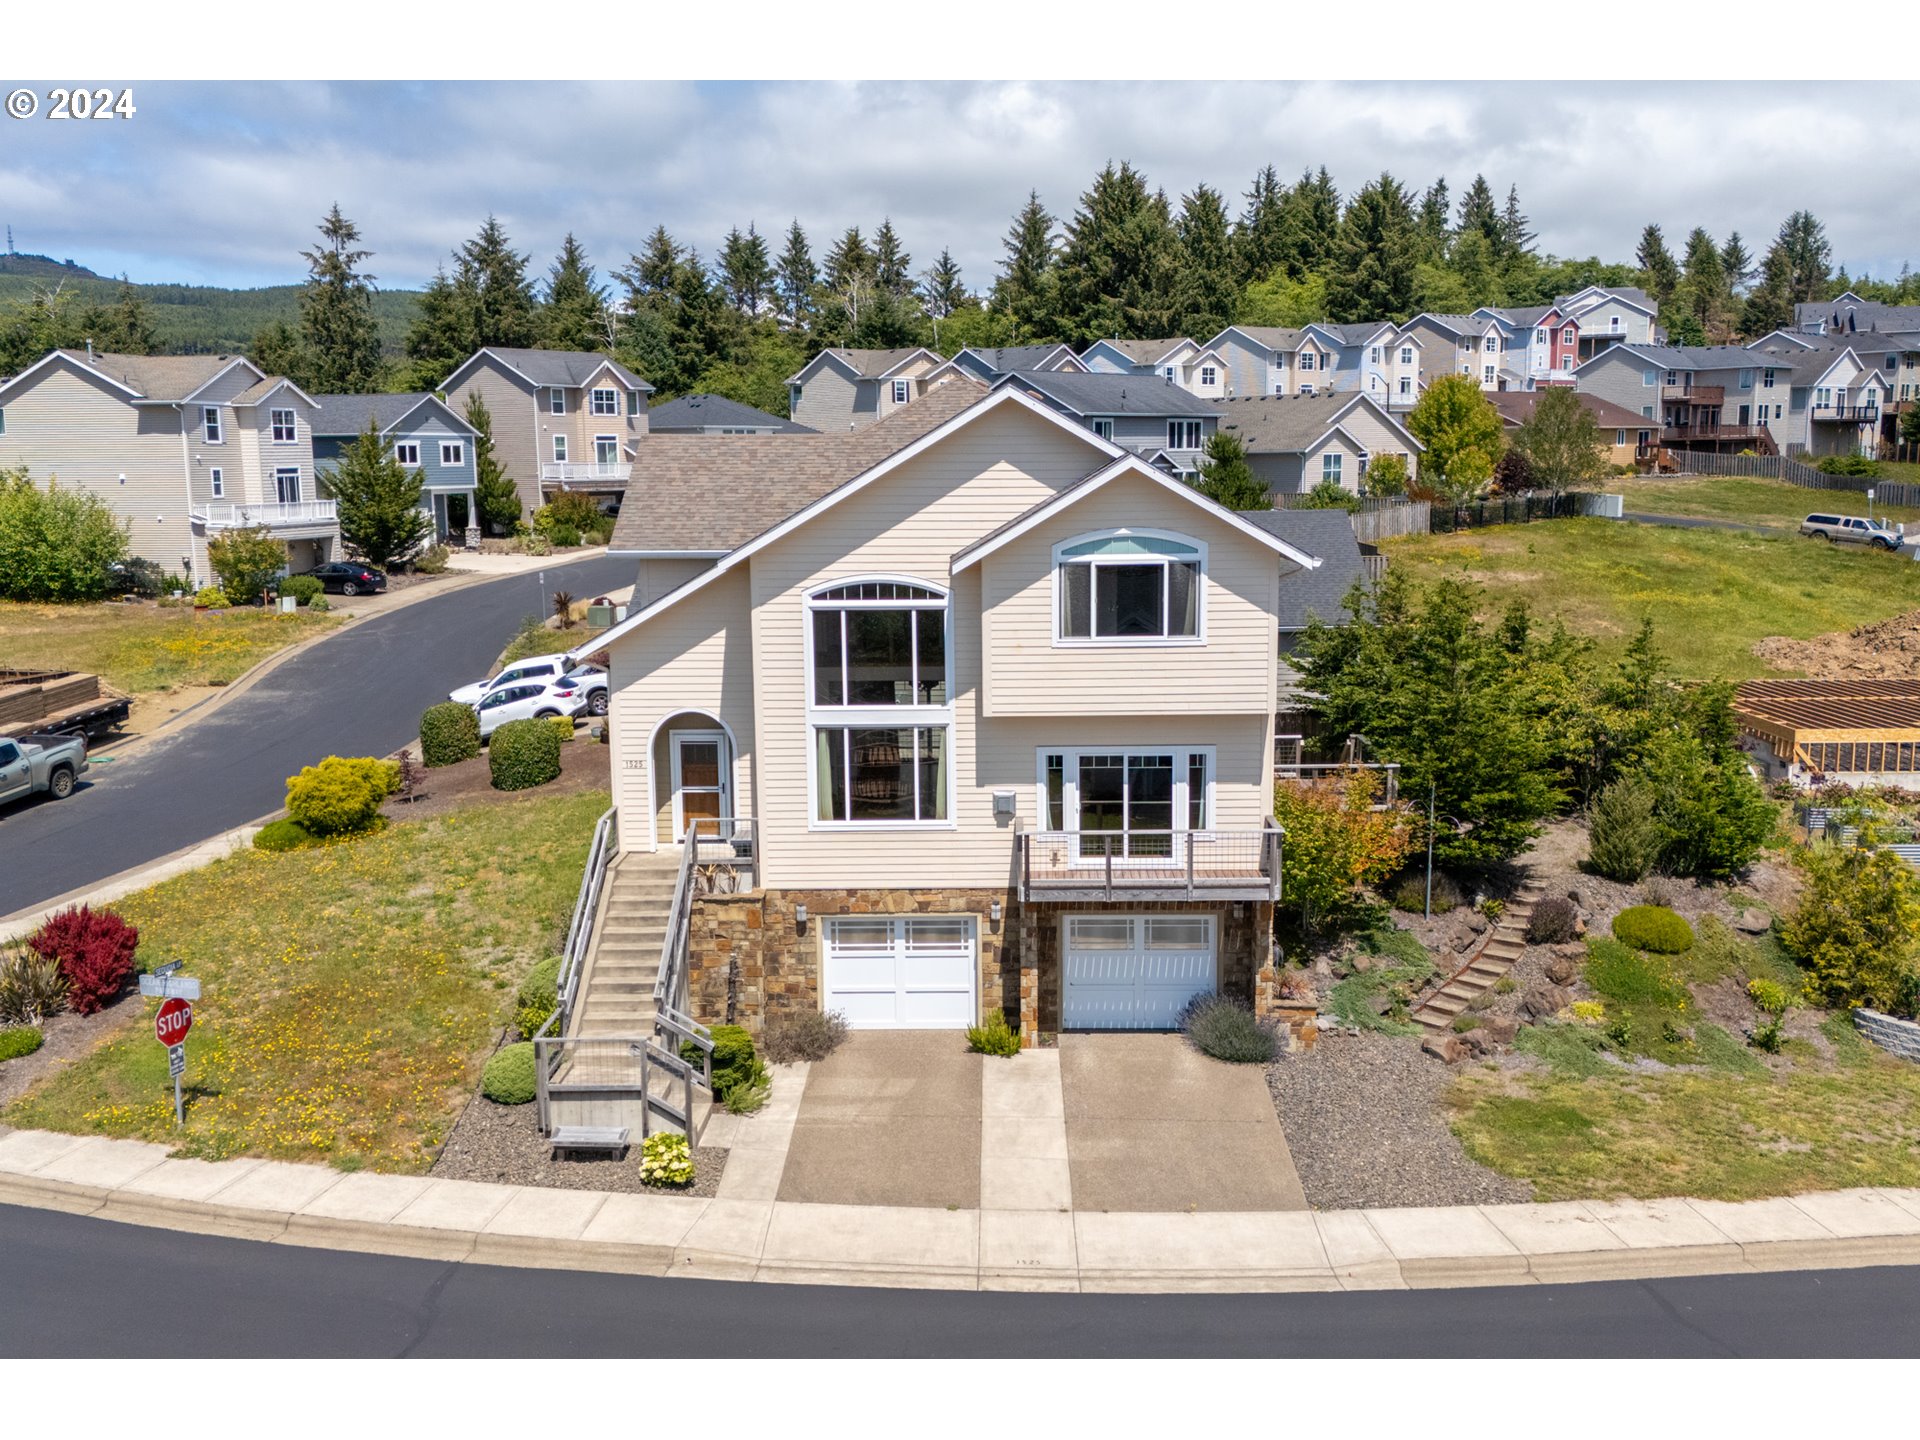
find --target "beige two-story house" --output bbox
[0,348,336,586]
[439,348,652,519]
[589,380,1332,1044]
[784,347,948,434]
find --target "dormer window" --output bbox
[892,379,911,404]
[1399,347,1412,366]
[1056,532,1203,645]
[1199,365,1217,387]
[1300,353,1315,372]
[1563,327,1576,344]
[590,387,618,416]
[270,408,296,443]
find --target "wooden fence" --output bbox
[1349,501,1432,543]
[1668,450,1920,508]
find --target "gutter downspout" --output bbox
[176,404,199,586]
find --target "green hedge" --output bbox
[481,1042,537,1104]
[1611,905,1695,954]
[278,574,324,605]
[489,718,561,791]
[253,818,318,852]
[515,956,562,1039]
[684,1023,767,1102]
[420,701,481,768]
[0,1025,45,1062]
[285,755,399,836]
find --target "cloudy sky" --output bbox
[4,80,1916,294]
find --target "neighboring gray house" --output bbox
[648,393,814,435]
[988,369,1220,474]
[440,348,652,517]
[784,347,947,434]
[310,392,479,542]
[1574,344,1773,454]
[1555,285,1660,362]
[1793,291,1920,338]
[1210,393,1422,497]
[1401,312,1507,392]
[941,345,1083,384]
[1079,337,1198,377]
[1236,506,1370,726]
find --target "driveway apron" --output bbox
[777,1033,983,1209]
[1060,1034,1308,1212]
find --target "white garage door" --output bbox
[1062,914,1217,1030]
[823,915,978,1029]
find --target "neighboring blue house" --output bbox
[311,392,481,542]
[988,369,1220,475]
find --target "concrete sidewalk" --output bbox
[4,1124,1919,1293]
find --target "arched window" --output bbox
[1053,531,1204,644]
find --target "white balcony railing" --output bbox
[541,462,633,486]
[196,501,338,529]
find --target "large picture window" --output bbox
[808,580,947,706]
[1038,747,1213,857]
[1055,532,1202,644]
[815,726,947,823]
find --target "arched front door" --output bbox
[670,730,730,840]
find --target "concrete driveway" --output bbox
[1060,1034,1307,1212]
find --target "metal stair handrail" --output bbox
[556,806,616,1030]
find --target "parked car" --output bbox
[450,656,572,707]
[299,561,389,595]
[475,676,588,739]
[0,732,88,808]
[562,663,609,717]
[1799,512,1906,550]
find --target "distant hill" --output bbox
[0,253,421,355]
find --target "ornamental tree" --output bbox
[1406,374,1504,499]
[1272,769,1416,936]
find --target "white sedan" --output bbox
[475,675,589,739]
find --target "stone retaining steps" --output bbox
[1414,878,1546,1033]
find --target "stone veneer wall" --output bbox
[688,889,1273,1045]
[1855,1008,1920,1062]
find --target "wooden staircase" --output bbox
[1413,876,1546,1033]
[570,850,682,1038]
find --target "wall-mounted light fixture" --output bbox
[989,899,1003,925]
[794,902,808,933]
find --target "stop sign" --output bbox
[155,997,193,1047]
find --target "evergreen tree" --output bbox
[1674,226,1730,339]
[1496,184,1537,264]
[1719,231,1754,293]
[992,190,1059,341]
[1415,177,1451,260]
[1447,229,1505,309]
[1455,175,1500,248]
[1054,161,1181,344]
[1286,166,1343,277]
[629,226,684,300]
[1172,183,1238,339]
[1195,431,1268,510]
[1740,243,1796,336]
[719,223,775,317]
[464,391,521,536]
[1326,173,1418,323]
[921,249,966,320]
[1635,223,1681,305]
[1233,165,1290,282]
[298,205,383,393]
[873,219,913,297]
[249,319,306,382]
[330,419,431,569]
[89,280,159,356]
[662,251,742,396]
[1665,311,1707,347]
[824,226,875,293]
[457,216,539,348]
[540,233,610,351]
[401,265,473,387]
[775,220,817,330]
[1775,209,1833,303]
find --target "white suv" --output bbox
[450,656,569,707]
[475,676,587,739]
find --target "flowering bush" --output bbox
[193,585,230,608]
[1569,1000,1606,1024]
[29,905,139,1015]
[640,1132,695,1187]
[284,755,400,836]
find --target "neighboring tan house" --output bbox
[941,345,1084,384]
[1210,393,1423,497]
[1485,390,1652,467]
[0,347,336,585]
[439,348,653,518]
[1300,322,1424,410]
[1575,344,1776,455]
[987,369,1221,476]
[310,392,480,543]
[784,347,947,434]
[1402,312,1510,391]
[648,394,815,435]
[588,379,1327,1040]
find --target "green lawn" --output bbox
[0,601,339,695]
[1612,474,1920,528]
[5,787,606,1170]
[1385,518,1920,679]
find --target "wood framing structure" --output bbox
[1734,679,1920,777]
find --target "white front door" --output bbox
[670,730,729,840]
[823,915,977,1029]
[1062,914,1217,1030]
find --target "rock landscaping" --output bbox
[432,1092,728,1198]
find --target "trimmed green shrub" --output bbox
[193,585,230,608]
[682,1024,768,1101]
[1815,453,1879,477]
[548,524,582,549]
[515,956,562,1040]
[1611,905,1694,954]
[546,714,574,743]
[0,1025,45,1062]
[762,1009,850,1064]
[1180,994,1279,1063]
[253,818,318,852]
[309,596,331,613]
[488,717,562,791]
[420,701,482,768]
[278,574,324,606]
[1526,896,1579,945]
[966,1009,1023,1057]
[640,1132,694,1187]
[1587,777,1660,882]
[481,1042,537,1104]
[412,544,451,574]
[0,948,67,1026]
[535,492,603,533]
[285,755,400,836]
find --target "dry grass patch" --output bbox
[0,600,339,696]
[1611,474,1920,528]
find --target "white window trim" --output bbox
[1051,528,1207,650]
[589,387,618,417]
[1090,417,1114,441]
[549,389,566,415]
[1167,420,1204,451]
[209,466,223,498]
[440,441,465,466]
[273,466,301,503]
[1199,365,1217,387]
[1034,745,1218,864]
[803,575,956,833]
[270,408,297,444]
[202,406,223,444]
[592,434,618,466]
[891,379,911,404]
[394,442,421,467]
[552,434,568,463]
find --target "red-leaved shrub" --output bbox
[28,905,139,1015]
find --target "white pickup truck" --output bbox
[0,732,89,807]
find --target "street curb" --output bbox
[2,1129,1918,1293]
[0,817,269,942]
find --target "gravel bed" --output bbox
[431,1093,727,1197]
[1266,1030,1532,1210]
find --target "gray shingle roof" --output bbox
[1211,394,1410,454]
[309,392,462,436]
[1413,313,1495,336]
[647,393,813,433]
[1312,322,1394,346]
[958,345,1075,373]
[1615,344,1768,370]
[1481,305,1556,328]
[1556,286,1653,311]
[992,370,1219,416]
[1221,326,1308,350]
[607,380,990,554]
[47,349,251,401]
[1235,508,1365,630]
[821,347,941,378]
[467,348,650,391]
[1085,337,1193,365]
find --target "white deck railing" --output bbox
[197,500,338,528]
[540,462,633,485]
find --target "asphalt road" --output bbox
[3,1203,1916,1356]
[0,553,631,917]
[1621,511,1780,534]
